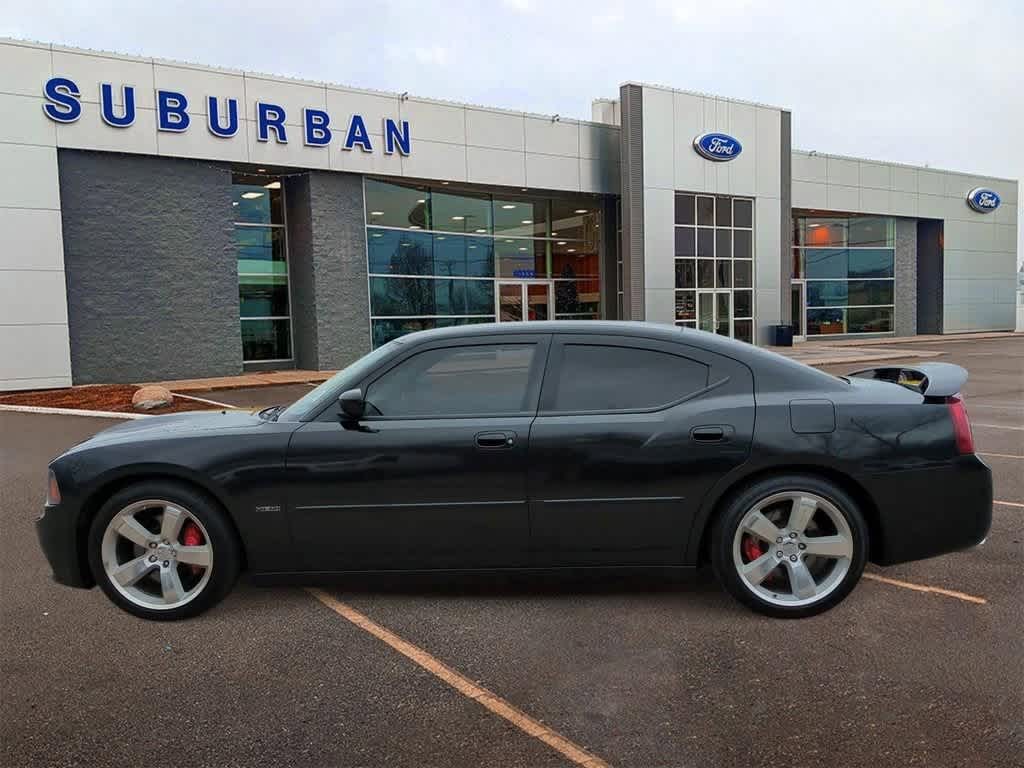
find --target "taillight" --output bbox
[46,469,62,505]
[948,394,974,455]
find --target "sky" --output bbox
[3,0,1021,268]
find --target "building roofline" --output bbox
[792,147,1019,185]
[1,36,617,130]
[620,80,790,113]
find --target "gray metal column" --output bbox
[618,84,645,320]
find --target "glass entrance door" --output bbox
[697,290,732,336]
[497,281,554,322]
[791,280,806,342]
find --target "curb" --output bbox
[0,404,147,419]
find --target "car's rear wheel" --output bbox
[87,481,240,620]
[712,475,868,618]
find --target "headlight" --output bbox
[46,469,61,506]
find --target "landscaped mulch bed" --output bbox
[0,384,220,415]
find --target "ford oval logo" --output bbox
[966,187,1000,213]
[693,132,742,162]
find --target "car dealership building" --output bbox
[0,38,1018,390]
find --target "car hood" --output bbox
[69,410,267,451]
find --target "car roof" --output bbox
[395,321,848,393]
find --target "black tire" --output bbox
[711,474,868,619]
[87,480,241,621]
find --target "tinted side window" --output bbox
[550,344,708,412]
[365,344,537,417]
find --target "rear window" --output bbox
[548,344,709,412]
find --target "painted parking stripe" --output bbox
[972,423,1024,431]
[862,573,987,604]
[979,453,1024,460]
[994,500,1024,509]
[306,588,610,768]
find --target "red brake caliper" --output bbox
[742,535,765,562]
[182,522,204,576]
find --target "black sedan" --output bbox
[36,321,991,620]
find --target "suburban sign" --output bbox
[41,76,412,155]
[966,187,1001,213]
[693,132,742,162]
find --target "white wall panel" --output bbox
[56,103,159,155]
[401,138,467,182]
[643,188,675,293]
[334,143,404,175]
[244,117,330,170]
[0,324,72,388]
[153,63,246,117]
[792,180,827,209]
[643,289,675,326]
[671,91,705,192]
[791,152,827,183]
[242,75,326,127]
[579,124,617,160]
[525,117,578,156]
[579,158,617,194]
[0,41,52,97]
[51,49,157,109]
[466,146,524,187]
[752,107,779,198]
[525,153,579,191]
[398,99,465,145]
[917,169,946,196]
[826,157,858,187]
[641,87,674,191]
[859,162,891,190]
[0,208,63,270]
[326,88,402,140]
[158,119,249,162]
[891,166,918,193]
[465,109,524,152]
[0,270,68,324]
[0,144,60,209]
[0,93,56,146]
[858,187,891,215]
[826,184,859,211]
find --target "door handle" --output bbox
[691,426,727,443]
[475,431,515,449]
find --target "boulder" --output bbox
[132,385,173,411]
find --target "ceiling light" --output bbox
[370,211,384,216]
[371,233,382,238]
[502,204,516,210]
[475,228,487,233]
[808,223,821,228]
[437,236,446,240]
[557,241,567,245]
[257,168,267,172]
[468,245,476,249]
[451,215,465,221]
[409,225,421,229]
[241,192,264,199]
[574,209,588,214]
[521,187,528,191]
[551,232,558,236]
[518,247,527,252]
[416,198,426,204]
[231,201,238,206]
[521,219,532,224]
[505,239,514,243]
[441,181,449,185]
[401,242,412,247]
[263,181,281,189]
[568,248,576,253]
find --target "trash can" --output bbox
[770,324,794,347]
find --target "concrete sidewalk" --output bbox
[768,343,944,366]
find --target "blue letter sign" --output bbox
[693,132,742,162]
[966,187,1000,213]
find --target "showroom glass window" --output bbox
[793,215,895,336]
[233,174,292,362]
[365,179,602,347]
[673,193,755,343]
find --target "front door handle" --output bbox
[476,431,515,449]
[691,425,728,443]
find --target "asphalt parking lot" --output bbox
[2,336,1021,767]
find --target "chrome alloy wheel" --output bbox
[100,499,213,610]
[732,491,854,608]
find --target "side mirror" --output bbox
[338,388,365,421]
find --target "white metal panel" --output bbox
[325,87,402,139]
[858,187,892,215]
[643,288,675,326]
[398,99,466,144]
[0,324,72,388]
[56,102,159,155]
[465,109,525,152]
[466,146,525,187]
[641,86,674,191]
[244,116,330,170]
[891,165,918,193]
[524,117,578,156]
[401,138,468,182]
[0,208,64,270]
[826,184,859,211]
[755,197,781,291]
[792,179,827,209]
[153,63,246,117]
[916,169,946,196]
[242,75,326,127]
[826,157,858,187]
[859,162,891,190]
[791,152,827,183]
[525,153,579,191]
[579,123,617,160]
[0,40,52,97]
[0,144,61,209]
[671,91,706,193]
[51,49,157,109]
[335,143,404,175]
[0,270,68,324]
[0,93,56,146]
[752,106,778,198]
[888,190,918,217]
[158,118,249,162]
[994,224,1017,252]
[643,188,674,292]
[579,158,618,194]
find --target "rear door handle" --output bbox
[475,431,515,449]
[691,426,727,443]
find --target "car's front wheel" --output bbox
[711,475,868,618]
[87,481,240,620]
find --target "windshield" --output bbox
[277,339,404,422]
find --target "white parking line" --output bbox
[972,423,1024,431]
[994,500,1024,509]
[863,573,987,605]
[979,453,1024,460]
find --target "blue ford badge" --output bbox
[966,187,1000,213]
[693,132,742,162]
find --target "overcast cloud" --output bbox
[3,0,1020,265]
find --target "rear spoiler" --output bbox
[847,362,968,398]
